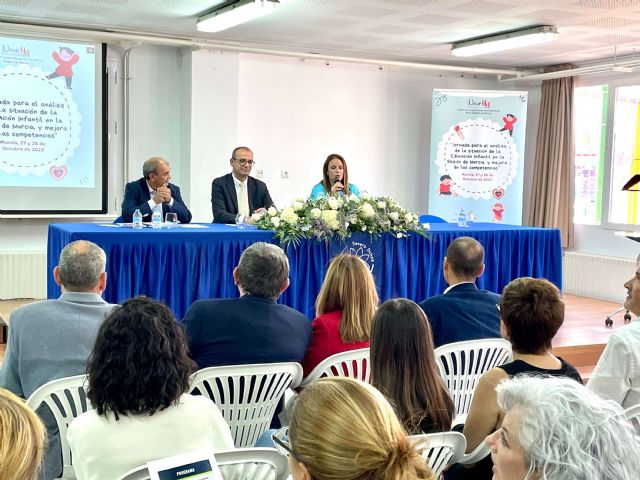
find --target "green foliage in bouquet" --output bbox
[253,194,424,246]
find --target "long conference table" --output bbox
[47,222,562,320]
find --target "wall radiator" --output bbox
[0,252,47,300]
[563,252,635,304]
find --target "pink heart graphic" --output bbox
[492,188,505,199]
[50,166,67,181]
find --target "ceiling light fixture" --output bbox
[451,25,559,57]
[197,0,280,33]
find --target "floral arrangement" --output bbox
[253,193,423,246]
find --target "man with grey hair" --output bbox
[419,236,501,348]
[0,240,116,480]
[121,156,192,223]
[183,242,311,369]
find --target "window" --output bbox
[609,86,640,225]
[573,85,607,225]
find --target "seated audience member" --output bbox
[310,154,362,199]
[487,375,640,480]
[277,377,433,480]
[588,263,640,408]
[121,156,192,223]
[211,146,274,224]
[0,240,115,480]
[452,277,582,480]
[67,297,233,480]
[0,388,46,480]
[301,254,377,376]
[370,299,454,434]
[419,237,500,348]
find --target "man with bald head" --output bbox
[211,146,274,224]
[419,236,501,348]
[121,156,192,223]
[0,240,116,479]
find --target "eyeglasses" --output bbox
[234,158,255,166]
[272,427,299,460]
[495,303,501,313]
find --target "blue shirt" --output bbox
[310,182,361,200]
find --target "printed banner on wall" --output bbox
[428,89,528,225]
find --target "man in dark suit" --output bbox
[419,236,501,348]
[211,146,274,223]
[182,242,311,369]
[121,157,192,223]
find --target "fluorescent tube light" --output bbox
[197,0,280,33]
[451,26,558,57]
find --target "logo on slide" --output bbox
[49,165,67,181]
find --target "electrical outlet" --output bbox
[255,169,264,178]
[281,169,290,179]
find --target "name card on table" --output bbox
[148,450,222,480]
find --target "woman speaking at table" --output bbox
[310,154,362,199]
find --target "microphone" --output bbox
[604,306,631,327]
[332,174,341,185]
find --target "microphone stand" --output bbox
[604,306,632,327]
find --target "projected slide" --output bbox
[0,37,96,188]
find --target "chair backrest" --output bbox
[27,374,91,479]
[624,404,640,431]
[419,214,447,224]
[434,338,512,425]
[410,432,466,478]
[116,448,289,480]
[299,347,370,388]
[189,363,302,448]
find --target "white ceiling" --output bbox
[2,0,640,70]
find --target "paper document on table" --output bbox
[178,224,208,229]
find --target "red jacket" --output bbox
[301,310,370,377]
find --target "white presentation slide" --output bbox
[0,34,105,213]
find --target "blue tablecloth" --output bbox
[47,222,562,319]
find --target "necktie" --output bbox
[238,182,249,217]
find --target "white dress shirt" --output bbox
[147,181,174,217]
[233,175,250,218]
[588,319,640,408]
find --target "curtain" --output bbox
[528,65,575,248]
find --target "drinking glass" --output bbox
[165,212,178,227]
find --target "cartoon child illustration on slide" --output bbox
[439,174,453,195]
[46,47,80,89]
[492,202,505,222]
[499,113,517,136]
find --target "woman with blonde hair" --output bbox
[0,387,46,480]
[301,254,378,376]
[274,377,433,480]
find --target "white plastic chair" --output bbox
[189,363,302,448]
[27,374,91,479]
[116,447,289,480]
[434,338,512,426]
[299,347,370,388]
[624,404,640,431]
[410,431,466,478]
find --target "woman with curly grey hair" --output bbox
[486,375,640,480]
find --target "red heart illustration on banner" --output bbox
[50,166,67,181]
[492,188,505,199]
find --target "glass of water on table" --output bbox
[165,213,178,228]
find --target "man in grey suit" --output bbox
[211,146,274,224]
[0,240,116,480]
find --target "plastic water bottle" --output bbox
[132,209,143,229]
[467,210,475,226]
[457,209,466,227]
[152,210,162,228]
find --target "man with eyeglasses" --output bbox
[211,146,274,224]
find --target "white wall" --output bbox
[189,50,541,221]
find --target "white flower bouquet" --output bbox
[254,194,423,246]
